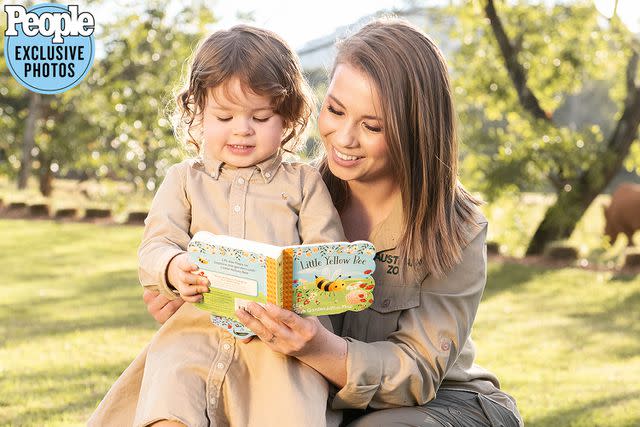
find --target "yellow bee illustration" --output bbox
[314,275,348,292]
[198,257,209,264]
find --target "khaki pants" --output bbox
[88,303,342,427]
[343,389,521,427]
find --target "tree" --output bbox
[0,1,215,195]
[448,0,640,255]
[62,2,214,193]
[0,16,30,182]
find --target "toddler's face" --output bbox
[202,78,284,168]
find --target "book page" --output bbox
[188,233,281,322]
[191,231,283,259]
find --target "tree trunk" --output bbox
[39,156,53,197]
[18,91,42,190]
[527,85,640,255]
[485,0,640,255]
[526,183,600,255]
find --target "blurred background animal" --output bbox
[603,183,640,246]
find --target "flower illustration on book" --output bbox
[346,290,368,305]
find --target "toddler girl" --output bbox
[131,25,344,426]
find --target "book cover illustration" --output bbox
[187,233,376,338]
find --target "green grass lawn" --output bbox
[0,220,157,426]
[1,219,639,426]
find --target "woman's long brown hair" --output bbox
[320,18,480,278]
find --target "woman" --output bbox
[92,19,522,427]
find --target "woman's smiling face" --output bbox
[318,63,393,184]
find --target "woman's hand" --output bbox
[236,302,348,387]
[142,289,184,324]
[167,253,210,302]
[235,302,323,357]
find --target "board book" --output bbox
[187,231,377,337]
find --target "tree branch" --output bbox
[625,49,638,105]
[578,48,640,191]
[608,49,640,152]
[547,171,564,192]
[484,0,551,121]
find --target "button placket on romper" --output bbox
[227,168,255,239]
[206,167,255,417]
[206,335,236,417]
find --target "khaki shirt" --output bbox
[138,149,345,299]
[330,195,522,425]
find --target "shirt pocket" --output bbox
[368,251,424,313]
[369,281,421,313]
[343,252,425,342]
[363,280,421,341]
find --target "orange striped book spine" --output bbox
[266,257,277,305]
[282,249,294,310]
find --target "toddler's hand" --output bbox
[167,253,210,303]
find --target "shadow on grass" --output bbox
[0,362,132,425]
[526,390,640,427]
[611,270,640,282]
[483,260,543,301]
[1,268,157,347]
[567,289,640,360]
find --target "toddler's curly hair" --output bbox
[174,25,314,152]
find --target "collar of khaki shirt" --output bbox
[202,148,283,183]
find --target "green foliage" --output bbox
[481,191,629,262]
[0,2,215,192]
[0,16,29,176]
[626,140,640,174]
[77,3,214,191]
[442,1,639,199]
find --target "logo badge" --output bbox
[3,3,95,94]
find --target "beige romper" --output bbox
[89,150,346,427]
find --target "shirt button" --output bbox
[237,177,245,185]
[264,172,271,178]
[233,205,241,213]
[223,343,231,351]
[217,362,225,369]
[210,396,217,405]
[381,298,391,308]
